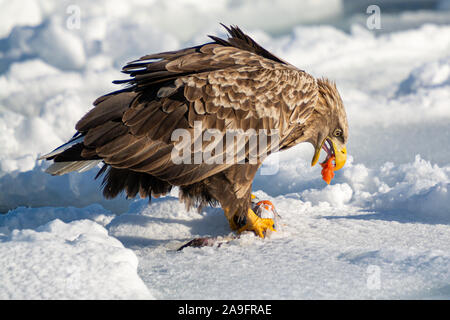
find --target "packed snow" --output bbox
[0,0,449,299]
[0,217,152,299]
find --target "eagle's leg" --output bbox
[205,165,276,238]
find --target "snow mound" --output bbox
[0,218,153,299]
[300,183,353,208]
[0,204,114,235]
[398,56,450,94]
[367,156,450,223]
[0,0,44,38]
[29,19,86,70]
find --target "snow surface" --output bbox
[0,217,152,299]
[0,0,450,299]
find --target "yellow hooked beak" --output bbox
[311,137,347,171]
[333,142,347,171]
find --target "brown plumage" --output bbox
[40,25,348,237]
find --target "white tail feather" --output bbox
[45,160,102,176]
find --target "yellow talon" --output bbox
[238,208,276,238]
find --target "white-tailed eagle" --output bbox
[40,25,348,238]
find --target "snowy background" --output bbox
[1,0,450,299]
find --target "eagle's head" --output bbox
[307,78,348,171]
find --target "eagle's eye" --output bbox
[333,129,342,137]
